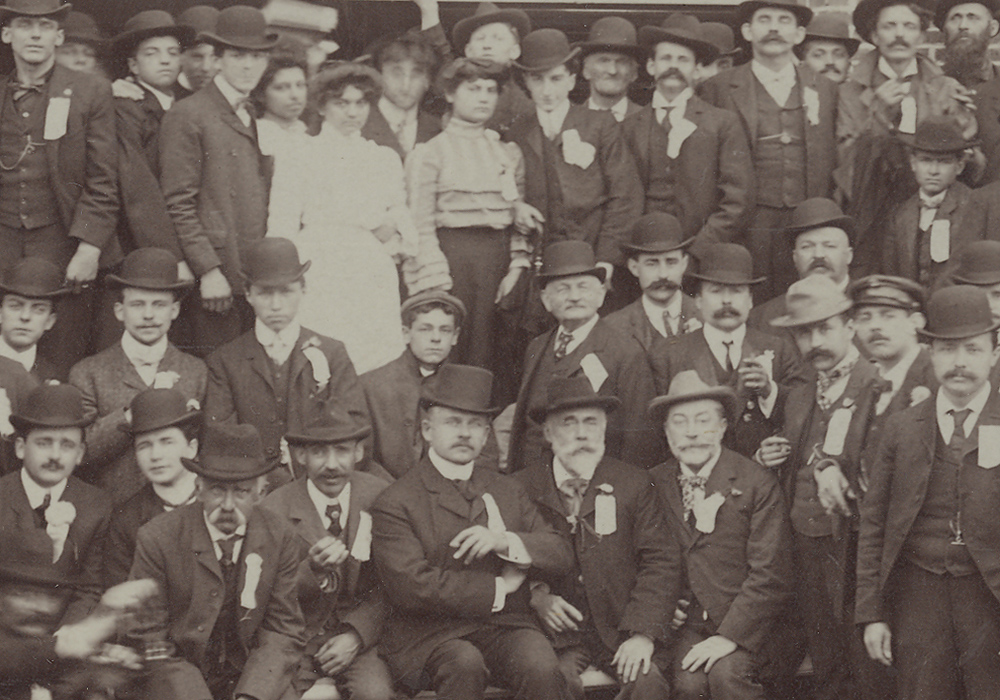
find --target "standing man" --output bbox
[700,0,838,302]
[0,257,68,382]
[174,5,219,100]
[796,13,860,85]
[696,22,741,85]
[857,285,1000,700]
[576,17,644,122]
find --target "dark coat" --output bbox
[601,294,701,354]
[360,351,430,480]
[104,483,172,588]
[651,448,794,653]
[361,104,441,163]
[507,103,643,266]
[0,356,38,474]
[621,99,753,257]
[370,457,575,683]
[130,503,305,700]
[515,456,681,652]
[969,73,1000,186]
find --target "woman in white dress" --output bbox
[267,63,420,374]
[251,53,309,160]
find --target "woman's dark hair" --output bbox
[436,57,509,96]
[309,62,383,113]
[250,53,308,117]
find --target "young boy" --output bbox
[0,257,68,382]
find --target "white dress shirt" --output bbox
[204,514,247,562]
[379,97,419,154]
[214,73,251,127]
[307,478,350,533]
[642,293,683,338]
[878,56,918,82]
[121,332,168,386]
[652,87,693,125]
[936,382,992,444]
[255,319,300,366]
[138,79,174,112]
[556,314,600,357]
[918,189,948,231]
[751,60,797,107]
[20,468,68,510]
[537,101,572,140]
[588,95,629,122]
[679,447,722,502]
[703,323,778,417]
[0,336,35,373]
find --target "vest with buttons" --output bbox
[790,399,836,537]
[205,544,247,687]
[0,87,58,230]
[753,78,807,209]
[643,117,680,217]
[269,355,293,437]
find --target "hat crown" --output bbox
[955,240,1000,282]
[63,10,100,41]
[546,375,605,411]
[586,16,638,45]
[626,212,688,251]
[519,28,574,70]
[129,388,198,436]
[473,1,503,18]
[700,21,735,52]
[16,384,86,430]
[697,243,756,282]
[197,422,266,478]
[422,364,494,414]
[541,240,598,277]
[786,275,848,317]
[660,12,702,36]
[400,289,467,325]
[209,5,273,48]
[1,257,64,298]
[177,5,219,33]
[290,405,369,444]
[806,12,853,39]
[910,116,967,153]
[242,237,308,285]
[850,274,924,309]
[121,9,177,35]
[117,248,181,287]
[667,370,720,401]
[925,285,997,338]
[787,197,851,233]
[0,0,68,16]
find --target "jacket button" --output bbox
[210,590,218,597]
[197,625,204,632]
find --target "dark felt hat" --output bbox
[176,5,219,36]
[451,1,531,52]
[537,241,607,286]
[575,16,646,62]
[621,212,695,255]
[514,28,580,73]
[112,10,195,59]
[401,289,467,326]
[420,364,500,416]
[62,10,102,47]
[638,13,720,65]
[183,422,273,482]
[952,240,1000,286]
[934,0,1000,30]
[241,238,311,287]
[529,375,620,422]
[919,285,1000,339]
[770,275,854,327]
[700,21,741,57]
[799,13,861,55]
[683,243,765,294]
[648,369,739,425]
[0,257,70,299]
[898,115,977,153]
[127,388,201,437]
[737,0,813,27]
[106,248,192,292]
[0,558,76,589]
[853,0,931,43]
[198,5,277,52]
[11,383,91,433]
[850,275,925,311]
[784,197,854,237]
[285,406,371,445]
[0,0,70,23]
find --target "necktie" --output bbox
[558,477,588,519]
[325,502,342,538]
[722,340,735,375]
[661,310,676,338]
[679,473,707,525]
[265,337,292,365]
[33,492,50,529]
[452,478,479,502]
[554,330,573,360]
[218,535,241,567]
[948,408,972,448]
[233,97,251,127]
[657,106,672,127]
[816,355,859,411]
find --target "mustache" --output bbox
[944,370,977,382]
[888,38,912,49]
[648,279,681,292]
[656,67,689,85]
[762,32,788,43]
[805,348,835,364]
[808,258,832,271]
[821,64,844,76]
[864,332,890,343]
[713,307,742,319]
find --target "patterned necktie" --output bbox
[679,473,707,524]
[816,355,858,411]
[948,408,972,448]
[325,502,342,538]
[33,492,50,529]
[218,535,242,567]
[558,477,588,523]
[554,330,574,360]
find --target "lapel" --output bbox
[187,505,223,582]
[690,450,737,548]
[287,478,328,547]
[244,333,277,393]
[418,458,474,523]
[237,511,269,642]
[522,461,569,520]
[206,80,255,142]
[691,330,722,386]
[963,388,1000,462]
[139,85,166,123]
[912,394,937,484]
[44,65,75,180]
[936,183,961,224]
[362,106,404,159]
[729,65,759,145]
[578,457,616,522]
[290,328,311,384]
[626,300,657,349]
[659,462,693,547]
[890,348,935,414]
[415,110,440,145]
[898,196,920,276]
[109,343,149,391]
[679,295,701,333]
[344,474,365,594]
[523,111,545,162]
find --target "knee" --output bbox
[706,651,760,697]
[350,678,395,700]
[672,668,709,700]
[435,640,488,686]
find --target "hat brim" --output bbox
[0,564,78,590]
[513,45,581,74]
[452,8,531,51]
[529,394,620,423]
[918,318,1000,340]
[537,265,607,286]
[769,297,854,327]
[125,410,201,437]
[10,414,91,433]
[104,274,194,292]
[419,397,503,417]
[0,4,71,22]
[636,27,719,65]
[575,41,647,63]
[64,33,104,48]
[897,132,980,152]
[182,455,274,482]
[682,270,766,296]
[647,387,739,425]
[112,25,196,58]
[952,272,1000,286]
[785,215,855,237]
[935,0,1000,30]
[198,29,279,52]
[621,234,697,255]
[241,260,311,288]
[285,425,372,445]
[738,0,813,26]
[798,33,860,56]
[0,283,71,299]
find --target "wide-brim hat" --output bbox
[452,1,531,52]
[537,240,607,286]
[700,21,741,58]
[770,275,854,327]
[401,289,467,326]
[648,370,739,425]
[106,248,192,292]
[241,237,311,288]
[575,16,647,62]
[784,197,854,237]
[11,384,91,433]
[112,10,195,59]
[853,0,930,43]
[0,257,70,299]
[621,212,696,255]
[798,13,861,56]
[638,13,719,66]
[951,240,1000,286]
[198,5,278,52]
[897,115,978,153]
[738,0,813,27]
[849,275,925,311]
[514,28,580,73]
[683,243,765,295]
[0,0,70,23]
[919,285,1000,340]
[529,375,620,422]
[62,10,103,47]
[285,406,371,445]
[182,422,273,482]
[934,0,1000,30]
[126,388,201,437]
[420,364,501,416]
[177,5,219,37]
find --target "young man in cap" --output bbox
[576,16,644,122]
[205,238,367,487]
[515,376,679,700]
[160,4,277,357]
[796,14,859,85]
[757,275,884,700]
[130,421,305,700]
[0,257,68,382]
[263,409,393,700]
[54,10,103,75]
[623,14,752,261]
[700,0,838,302]
[857,285,1000,700]
[650,371,794,700]
[103,387,200,588]
[371,363,575,700]
[604,213,702,354]
[69,248,206,503]
[174,5,219,99]
[509,241,660,474]
[695,22,740,85]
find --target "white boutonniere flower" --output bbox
[692,492,726,534]
[350,511,373,562]
[803,87,820,126]
[152,371,180,389]
[682,317,702,334]
[241,553,263,610]
[0,387,12,437]
[910,386,932,407]
[301,337,331,392]
[45,501,76,563]
[561,129,596,169]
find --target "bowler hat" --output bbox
[951,240,1000,286]
[514,29,580,73]
[62,10,102,48]
[127,388,201,437]
[451,1,531,52]
[0,558,75,589]
[105,248,192,292]
[112,10,195,60]
[575,17,646,63]
[0,0,70,23]
[849,275,925,311]
[420,364,500,416]
[183,422,273,482]
[770,275,854,327]
[241,238,311,287]
[737,0,813,27]
[897,116,976,153]
[935,0,1000,30]
[798,13,861,56]
[401,289,467,326]
[177,5,219,36]
[853,0,931,43]
[919,285,1000,339]
[529,375,620,423]
[537,241,607,286]
[621,212,695,255]
[647,370,739,425]
[198,5,277,52]
[0,257,70,299]
[11,383,91,434]
[638,13,719,66]
[784,197,854,237]
[683,243,765,295]
[700,21,741,58]
[285,406,371,445]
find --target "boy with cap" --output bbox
[576,17,644,122]
[857,285,1000,700]
[174,5,219,99]
[0,257,69,382]
[796,14,860,85]
[130,421,305,700]
[69,248,206,503]
[263,409,393,700]
[54,10,103,75]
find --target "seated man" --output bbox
[130,422,305,700]
[371,364,575,700]
[516,376,680,700]
[0,257,70,382]
[263,409,392,700]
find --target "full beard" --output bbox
[942,32,992,85]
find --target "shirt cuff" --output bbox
[498,533,531,565]
[757,380,778,418]
[493,577,507,612]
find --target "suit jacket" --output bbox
[130,503,305,700]
[969,72,1000,186]
[0,65,119,267]
[262,473,389,652]
[515,456,680,652]
[370,457,574,684]
[205,327,367,469]
[507,103,643,266]
[622,99,753,256]
[69,342,207,501]
[650,326,808,458]
[360,351,430,480]
[856,389,1000,624]
[584,98,643,122]
[602,294,701,354]
[651,449,794,653]
[361,104,441,163]
[0,356,38,474]
[509,319,662,473]
[31,353,62,384]
[700,63,838,202]
[0,472,110,625]
[159,80,272,287]
[104,483,171,588]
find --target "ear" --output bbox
[740,23,754,43]
[1,26,12,45]
[911,311,927,332]
[626,258,640,279]
[991,18,1000,38]
[184,437,199,460]
[127,56,139,77]
[540,286,555,313]
[353,442,365,464]
[508,42,521,62]
[169,300,181,322]
[792,25,806,46]
[43,311,56,332]
[113,301,125,324]
[646,57,656,78]
[14,436,24,460]
[54,28,64,47]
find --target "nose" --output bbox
[221,490,236,510]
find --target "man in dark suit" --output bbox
[624,14,752,260]
[371,364,575,700]
[650,371,794,700]
[70,248,206,503]
[509,241,660,473]
[130,422,305,700]
[205,238,367,483]
[577,17,644,123]
[516,376,679,700]
[160,5,276,357]
[651,244,807,459]
[0,257,67,382]
[700,0,838,302]
[263,409,392,700]
[857,285,1000,700]
[604,213,702,354]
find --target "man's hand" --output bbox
[54,611,120,660]
[309,536,349,572]
[65,241,101,291]
[873,78,910,108]
[100,578,158,612]
[316,630,362,676]
[670,599,689,631]
[737,358,771,398]
[451,525,508,564]
[863,623,893,666]
[413,0,440,29]
[513,201,545,234]
[681,635,737,673]
[757,436,791,468]
[177,261,195,283]
[815,463,855,517]
[200,268,233,314]
[613,634,654,684]
[530,589,583,634]
[90,643,144,670]
[495,267,523,303]
[499,564,526,595]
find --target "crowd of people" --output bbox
[2,0,1000,699]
